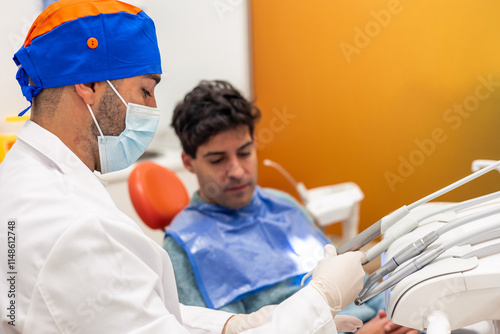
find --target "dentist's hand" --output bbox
[334,315,363,332]
[307,244,365,312]
[223,305,277,334]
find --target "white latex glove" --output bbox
[223,305,277,334]
[334,315,363,332]
[302,244,365,312]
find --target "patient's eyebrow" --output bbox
[202,141,254,158]
[203,151,226,158]
[237,141,253,151]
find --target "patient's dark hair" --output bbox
[171,80,261,158]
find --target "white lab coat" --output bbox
[0,120,337,334]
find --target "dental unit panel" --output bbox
[377,203,500,333]
[387,250,500,332]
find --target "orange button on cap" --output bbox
[87,37,98,49]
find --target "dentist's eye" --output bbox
[142,89,152,98]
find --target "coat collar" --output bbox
[17,120,86,174]
[16,120,109,196]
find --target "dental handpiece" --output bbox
[355,216,500,305]
[357,231,439,299]
[357,206,500,300]
[354,247,445,306]
[355,249,455,306]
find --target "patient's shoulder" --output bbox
[262,187,314,223]
[163,235,184,254]
[262,187,302,206]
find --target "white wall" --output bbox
[0,0,251,151]
[1,0,41,125]
[139,0,251,150]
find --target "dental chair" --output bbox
[128,161,190,230]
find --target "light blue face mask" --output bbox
[87,80,160,174]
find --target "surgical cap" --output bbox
[13,0,162,114]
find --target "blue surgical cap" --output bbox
[13,0,162,115]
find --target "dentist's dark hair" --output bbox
[171,80,261,158]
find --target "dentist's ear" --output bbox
[74,82,106,105]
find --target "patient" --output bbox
[165,80,416,334]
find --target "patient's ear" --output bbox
[182,151,195,173]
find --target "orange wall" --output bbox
[251,1,500,237]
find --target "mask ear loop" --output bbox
[106,80,128,107]
[88,80,127,137]
[86,104,104,138]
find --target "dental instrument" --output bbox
[338,159,500,254]
[357,204,500,300]
[363,190,500,263]
[355,217,500,305]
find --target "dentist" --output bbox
[0,1,365,333]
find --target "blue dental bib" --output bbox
[166,186,329,309]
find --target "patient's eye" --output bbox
[209,157,224,164]
[238,151,251,158]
